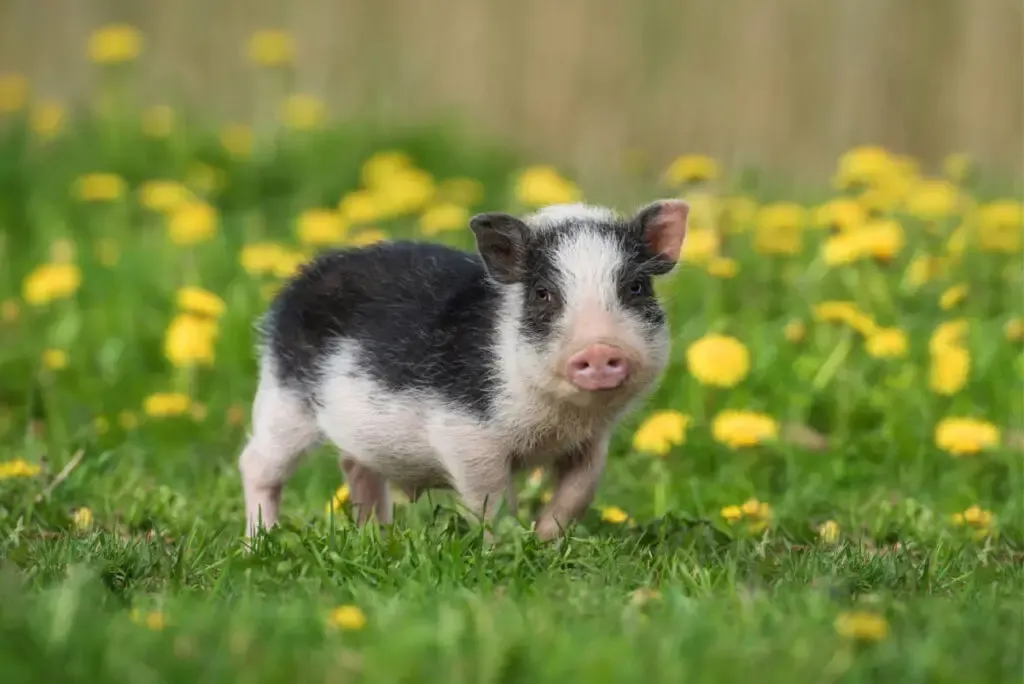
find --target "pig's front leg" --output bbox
[534,436,609,541]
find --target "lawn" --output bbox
[1,70,1023,682]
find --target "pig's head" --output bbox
[470,200,689,413]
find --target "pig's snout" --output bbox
[566,344,630,391]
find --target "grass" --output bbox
[0,102,1022,683]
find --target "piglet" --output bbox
[240,199,689,541]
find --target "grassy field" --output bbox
[1,73,1023,681]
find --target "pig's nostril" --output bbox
[606,357,622,369]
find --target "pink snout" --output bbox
[566,344,631,391]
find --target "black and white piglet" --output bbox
[240,199,690,541]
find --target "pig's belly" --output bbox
[314,374,481,491]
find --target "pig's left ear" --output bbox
[469,212,529,285]
[634,199,690,275]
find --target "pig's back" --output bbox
[262,240,502,415]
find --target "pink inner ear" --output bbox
[646,200,690,262]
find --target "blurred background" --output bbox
[2,0,1022,191]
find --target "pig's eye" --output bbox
[535,287,552,302]
[628,279,649,297]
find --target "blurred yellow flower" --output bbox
[835,611,889,642]
[436,177,484,206]
[865,328,908,359]
[0,458,42,479]
[736,497,773,533]
[142,105,175,138]
[0,73,28,112]
[930,345,970,396]
[680,227,720,264]
[130,609,167,631]
[943,153,971,182]
[189,402,208,423]
[906,179,959,221]
[600,506,630,524]
[249,29,295,66]
[632,410,690,456]
[327,605,366,631]
[860,219,905,261]
[280,94,325,130]
[297,208,347,245]
[419,202,470,236]
[817,520,840,544]
[375,168,436,217]
[88,24,144,64]
[929,319,969,354]
[934,417,999,456]
[784,319,806,343]
[339,190,385,225]
[706,257,739,279]
[361,150,413,188]
[138,180,191,214]
[720,505,743,522]
[755,203,806,255]
[977,200,1022,253]
[143,392,192,418]
[939,284,968,311]
[952,505,994,539]
[240,242,288,276]
[664,154,719,185]
[1005,318,1024,343]
[833,145,895,189]
[74,173,126,202]
[169,201,218,246]
[711,411,778,449]
[722,195,757,231]
[815,197,866,232]
[273,250,308,279]
[164,313,218,367]
[686,334,751,388]
[220,124,253,158]
[42,349,68,370]
[686,192,720,231]
[326,484,351,515]
[821,232,865,267]
[176,286,226,318]
[29,101,65,139]
[514,165,581,208]
[904,255,945,288]
[22,263,82,306]
[349,229,389,246]
[72,507,94,530]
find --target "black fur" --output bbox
[262,241,502,416]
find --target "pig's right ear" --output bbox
[469,212,529,284]
[634,199,690,275]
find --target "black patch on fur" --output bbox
[261,241,502,417]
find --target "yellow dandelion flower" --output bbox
[176,287,225,318]
[419,202,469,236]
[960,504,993,528]
[939,284,968,311]
[169,201,218,246]
[711,410,778,449]
[72,507,94,530]
[130,609,167,631]
[436,177,484,206]
[977,200,1023,254]
[686,334,751,388]
[1005,318,1024,343]
[142,105,175,138]
[632,410,690,456]
[0,73,29,113]
[22,263,82,306]
[934,417,999,456]
[815,197,866,232]
[833,146,895,189]
[740,497,773,522]
[327,605,366,631]
[74,173,126,202]
[373,168,435,217]
[164,313,218,368]
[821,232,867,267]
[88,24,144,64]
[348,229,389,247]
[514,165,581,208]
[814,301,861,325]
[220,124,253,158]
[297,208,347,246]
[138,180,192,214]
[929,345,970,396]
[860,218,905,261]
[360,150,413,189]
[906,179,959,221]
[30,101,65,139]
[720,505,743,522]
[663,154,719,186]
[240,242,288,276]
[326,484,351,515]
[600,506,630,524]
[754,203,806,255]
[280,94,325,130]
[0,458,42,479]
[835,611,889,642]
[818,520,840,544]
[784,319,806,343]
[339,190,385,225]
[42,349,68,370]
[680,227,720,264]
[248,29,295,66]
[929,319,969,354]
[705,257,739,279]
[904,255,945,288]
[143,392,192,418]
[865,328,908,359]
[272,250,308,279]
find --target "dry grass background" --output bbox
[2,0,1022,187]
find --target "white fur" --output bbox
[526,203,619,231]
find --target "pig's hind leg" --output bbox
[339,457,393,526]
[239,372,321,538]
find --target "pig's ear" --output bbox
[469,212,529,284]
[634,199,690,275]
